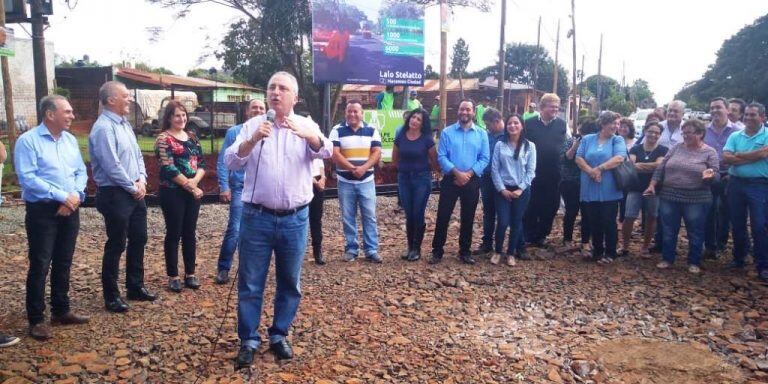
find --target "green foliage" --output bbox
[122,62,176,75]
[315,0,368,33]
[450,38,470,79]
[470,43,570,101]
[604,92,633,116]
[53,87,71,98]
[55,54,101,68]
[675,14,768,106]
[186,68,236,83]
[424,65,439,80]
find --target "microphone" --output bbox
[261,109,276,147]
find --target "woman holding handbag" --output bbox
[575,112,627,264]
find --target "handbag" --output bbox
[611,136,639,191]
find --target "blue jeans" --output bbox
[217,185,243,272]
[338,180,379,257]
[398,171,432,226]
[479,174,496,250]
[494,188,530,254]
[659,198,710,266]
[237,204,308,349]
[728,177,768,271]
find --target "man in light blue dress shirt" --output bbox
[14,95,90,340]
[214,99,265,284]
[89,81,156,313]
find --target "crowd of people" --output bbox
[2,73,767,376]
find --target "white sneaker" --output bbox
[656,261,671,269]
[506,255,516,266]
[490,252,502,265]
[688,265,701,274]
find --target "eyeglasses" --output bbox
[682,131,699,136]
[645,130,661,135]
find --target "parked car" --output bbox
[629,109,654,138]
[0,116,31,137]
[127,89,236,138]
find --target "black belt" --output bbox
[245,203,308,216]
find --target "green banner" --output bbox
[364,109,407,162]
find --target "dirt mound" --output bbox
[583,337,745,384]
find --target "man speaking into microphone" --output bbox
[225,71,333,369]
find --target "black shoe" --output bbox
[407,249,421,262]
[127,287,157,302]
[427,251,443,265]
[471,246,492,257]
[725,261,746,271]
[400,248,412,260]
[184,276,201,290]
[459,254,476,265]
[168,279,182,293]
[314,251,326,265]
[269,340,294,360]
[517,251,531,260]
[0,334,20,347]
[105,297,129,313]
[235,345,255,369]
[214,270,230,285]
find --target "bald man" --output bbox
[214,99,266,284]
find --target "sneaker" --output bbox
[214,270,230,285]
[688,265,701,274]
[472,247,492,258]
[427,252,443,265]
[490,252,502,265]
[597,257,614,265]
[0,334,20,348]
[506,255,517,266]
[366,253,383,264]
[344,252,357,262]
[656,261,671,269]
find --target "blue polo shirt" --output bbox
[723,126,768,178]
[437,122,490,176]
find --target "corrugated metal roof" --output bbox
[116,67,263,91]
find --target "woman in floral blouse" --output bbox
[154,100,206,293]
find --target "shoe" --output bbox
[402,221,414,260]
[406,249,421,262]
[314,251,326,266]
[472,246,492,257]
[703,249,717,260]
[127,287,158,302]
[427,251,443,265]
[214,270,230,285]
[597,257,614,265]
[490,252,502,265]
[408,224,425,263]
[618,248,630,258]
[656,261,671,269]
[235,345,255,369]
[269,340,294,360]
[184,275,201,290]
[759,270,768,283]
[459,254,476,265]
[344,252,357,262]
[0,334,20,347]
[28,323,51,340]
[51,312,90,325]
[168,278,182,293]
[517,251,531,261]
[506,255,517,266]
[366,253,383,264]
[639,248,652,258]
[105,297,129,313]
[688,265,701,274]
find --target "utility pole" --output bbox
[552,19,560,93]
[579,54,585,112]
[0,0,17,155]
[30,0,49,123]
[497,0,506,113]
[570,0,578,130]
[438,0,448,134]
[532,16,541,88]
[596,33,603,112]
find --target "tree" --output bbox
[629,79,654,107]
[471,43,570,101]
[450,38,470,97]
[675,14,768,107]
[187,68,236,83]
[55,54,101,68]
[424,65,439,80]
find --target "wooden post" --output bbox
[0,0,17,155]
[532,16,541,88]
[552,19,560,93]
[597,33,603,112]
[570,0,578,130]
[30,0,48,123]
[497,0,506,112]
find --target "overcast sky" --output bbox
[40,0,767,104]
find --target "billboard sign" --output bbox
[363,109,407,162]
[312,0,425,86]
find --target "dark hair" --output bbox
[577,116,599,136]
[709,97,728,108]
[644,121,664,133]
[161,100,188,131]
[746,102,766,117]
[681,119,706,136]
[504,114,529,160]
[396,108,432,143]
[618,118,635,139]
[646,112,665,122]
[728,98,747,115]
[39,94,68,118]
[457,99,475,110]
[482,107,502,123]
[597,111,621,127]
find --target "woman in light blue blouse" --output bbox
[491,114,537,266]
[575,111,627,264]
